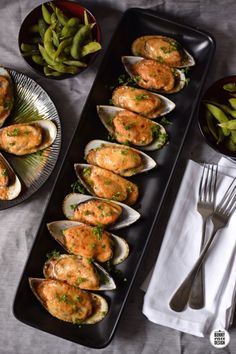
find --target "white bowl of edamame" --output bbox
[18,1,101,79]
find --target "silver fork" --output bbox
[169,177,236,312]
[188,163,218,309]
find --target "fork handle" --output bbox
[169,229,217,312]
[188,219,208,309]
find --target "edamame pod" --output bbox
[61,18,80,39]
[42,4,51,25]
[30,24,39,33]
[38,18,47,39]
[229,98,236,110]
[55,7,68,26]
[80,41,101,57]
[54,37,73,60]
[206,110,219,141]
[70,24,91,59]
[206,100,236,118]
[32,55,45,66]
[39,44,78,74]
[52,30,59,48]
[44,65,62,77]
[44,26,57,58]
[218,120,236,130]
[205,103,230,136]
[63,59,87,67]
[21,43,37,52]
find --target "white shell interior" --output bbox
[47,220,130,264]
[84,139,157,175]
[97,105,168,151]
[62,192,141,230]
[122,56,186,94]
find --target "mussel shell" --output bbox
[97,105,168,151]
[62,193,140,230]
[122,56,186,94]
[0,67,14,128]
[131,35,195,68]
[74,163,139,205]
[29,278,108,324]
[43,254,116,291]
[111,86,175,118]
[47,220,129,265]
[84,139,157,176]
[0,153,21,200]
[0,120,57,155]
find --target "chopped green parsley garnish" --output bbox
[156,56,164,64]
[92,225,103,240]
[7,128,19,137]
[1,169,7,176]
[124,123,134,130]
[57,294,73,304]
[135,94,149,101]
[71,180,86,194]
[83,167,91,177]
[112,191,121,200]
[46,249,61,260]
[70,204,78,211]
[151,124,160,138]
[160,117,172,126]
[97,204,104,210]
[76,277,87,284]
[126,185,132,194]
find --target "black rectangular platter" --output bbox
[13,8,215,348]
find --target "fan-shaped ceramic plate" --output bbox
[0,69,61,210]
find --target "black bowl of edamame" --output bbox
[18,1,101,79]
[198,75,236,160]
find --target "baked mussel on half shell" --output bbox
[0,67,14,128]
[43,254,116,291]
[84,140,156,176]
[0,120,57,155]
[111,85,175,119]
[0,152,21,200]
[122,56,186,94]
[47,220,129,265]
[62,193,140,230]
[74,163,139,206]
[29,278,108,324]
[97,105,168,151]
[131,35,195,68]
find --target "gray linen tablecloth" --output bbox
[1,0,236,353]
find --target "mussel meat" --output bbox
[44,254,116,291]
[97,105,168,151]
[131,35,195,68]
[122,56,186,94]
[0,67,14,128]
[0,152,21,200]
[85,140,156,176]
[29,278,108,324]
[62,193,141,230]
[74,164,139,205]
[112,85,175,118]
[47,220,129,265]
[0,120,57,155]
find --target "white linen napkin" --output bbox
[142,157,236,337]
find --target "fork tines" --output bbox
[216,178,236,216]
[199,163,218,204]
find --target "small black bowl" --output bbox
[18,0,101,80]
[198,75,236,160]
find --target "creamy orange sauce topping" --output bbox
[0,75,12,124]
[0,160,9,186]
[63,224,113,263]
[36,279,93,322]
[112,85,162,118]
[132,59,175,92]
[0,123,42,155]
[113,110,154,146]
[145,37,182,67]
[87,144,143,176]
[44,255,100,290]
[82,165,138,205]
[73,199,122,226]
